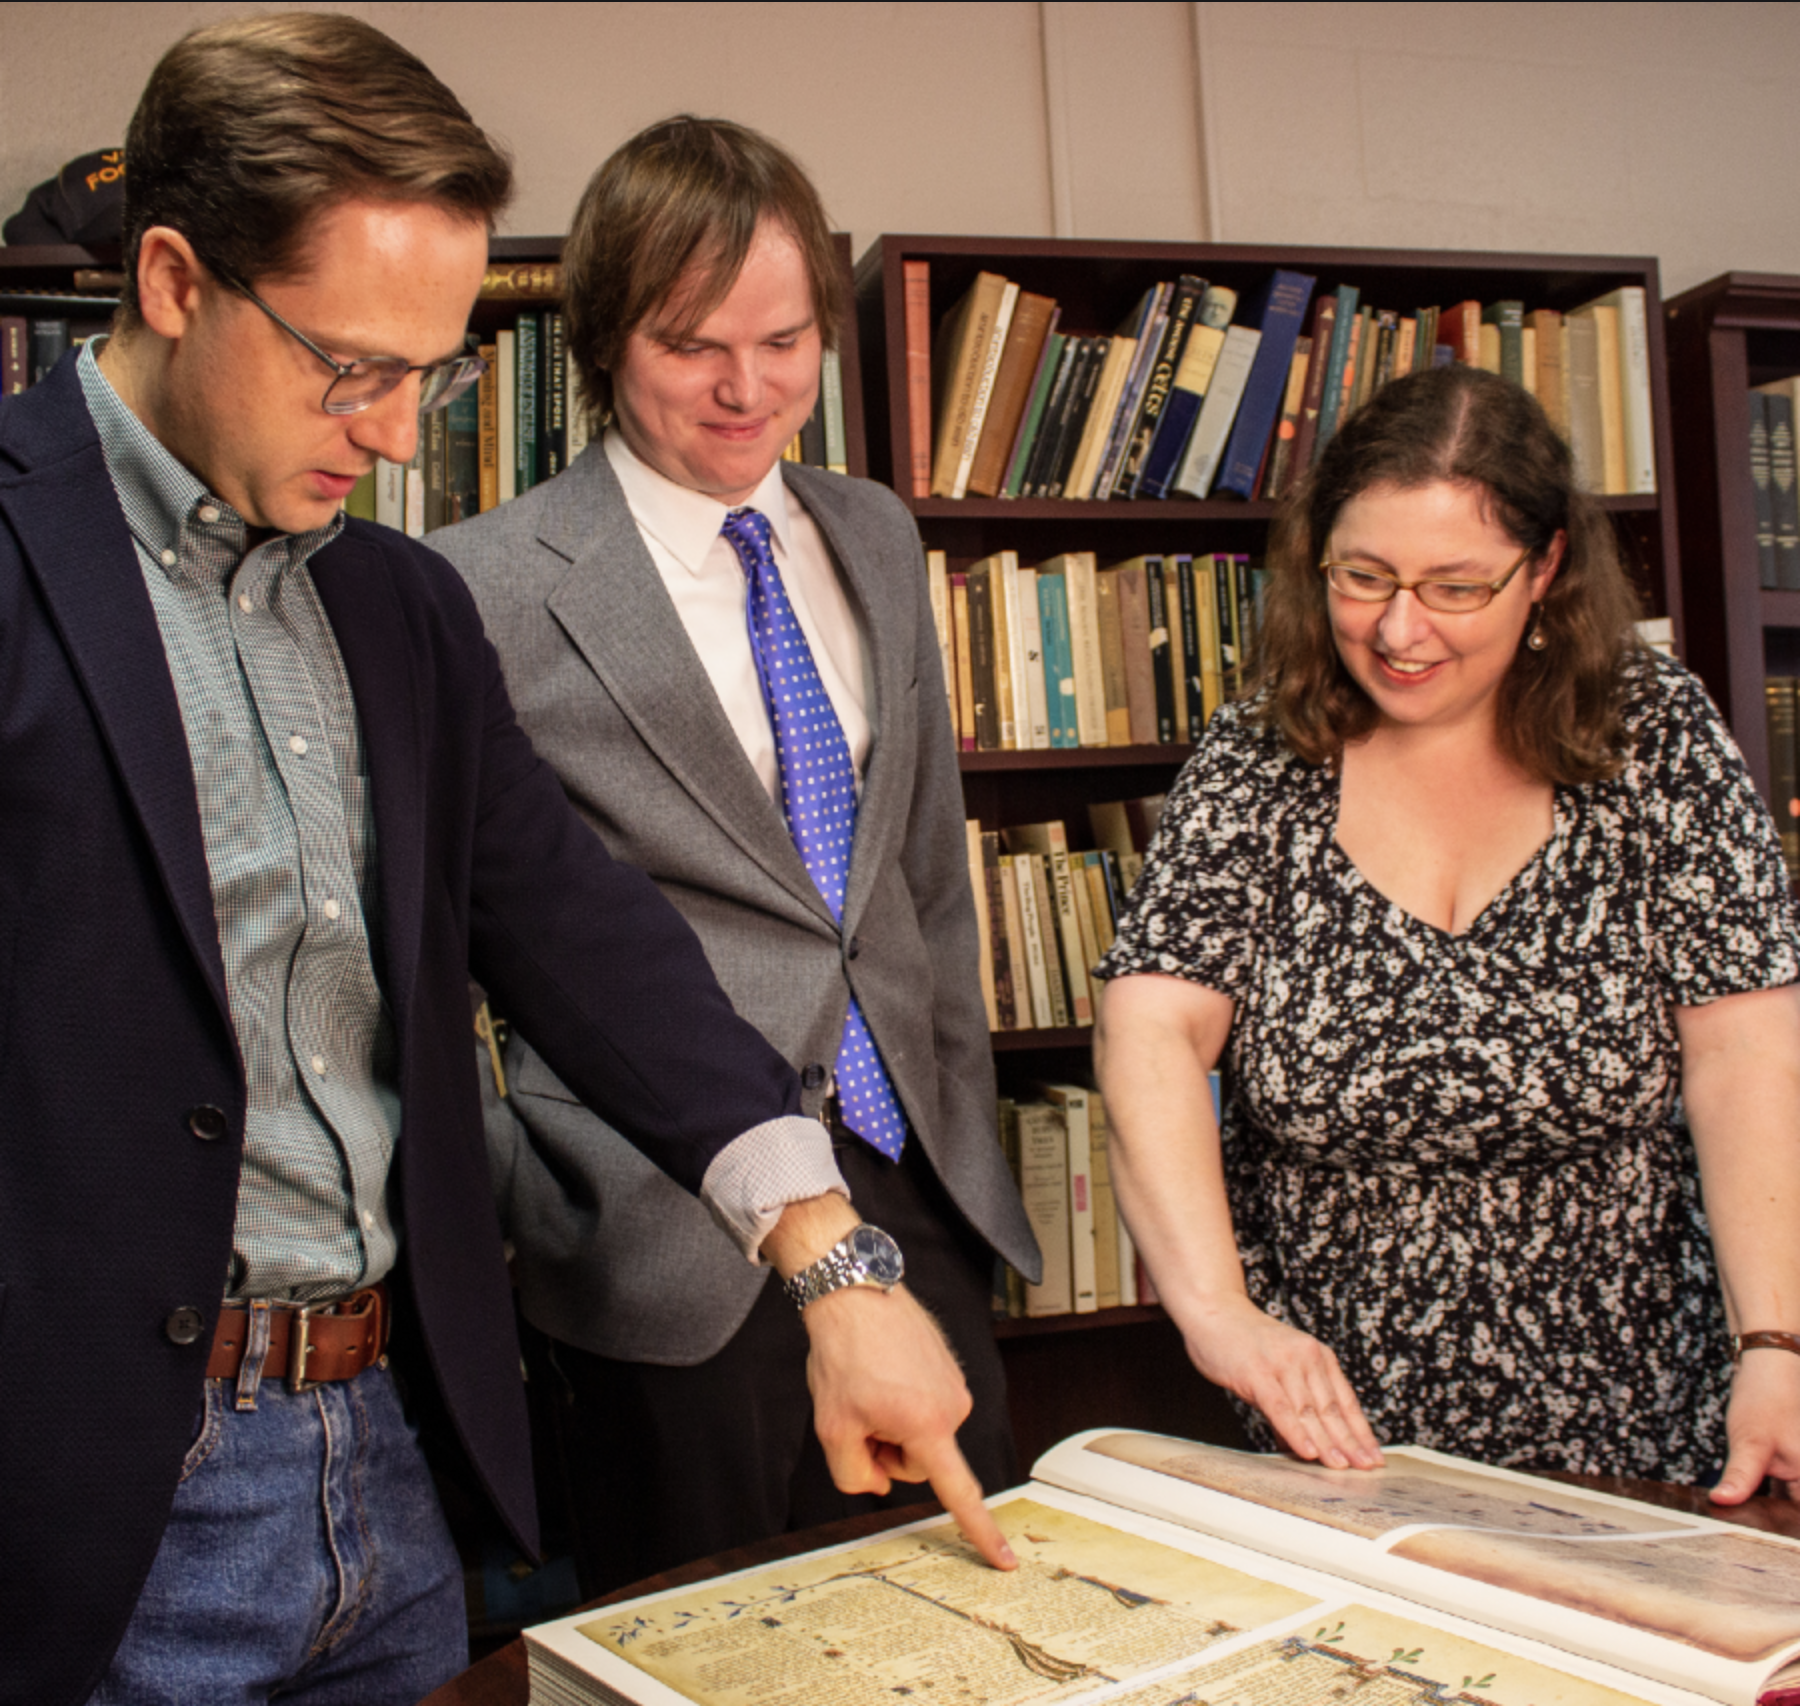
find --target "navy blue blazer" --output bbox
[0,359,803,1706]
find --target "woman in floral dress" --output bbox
[1096,365,1800,1499]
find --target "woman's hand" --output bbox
[1713,1347,1800,1503]
[1178,1292,1385,1471]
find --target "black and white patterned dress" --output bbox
[1098,654,1800,1481]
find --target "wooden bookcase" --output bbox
[856,234,1684,1466]
[1664,272,1800,802]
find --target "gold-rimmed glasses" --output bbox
[1320,544,1536,614]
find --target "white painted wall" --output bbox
[0,2,1796,297]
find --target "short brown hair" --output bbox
[562,115,847,421]
[119,13,512,324]
[1255,364,1645,784]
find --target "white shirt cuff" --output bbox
[701,1115,850,1263]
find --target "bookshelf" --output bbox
[0,235,868,483]
[1664,272,1800,804]
[857,234,1685,1455]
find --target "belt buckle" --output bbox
[287,1303,318,1395]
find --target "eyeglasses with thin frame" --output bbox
[1320,544,1536,614]
[220,271,486,417]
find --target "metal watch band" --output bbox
[782,1224,904,1312]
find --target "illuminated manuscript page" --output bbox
[563,1496,1313,1706]
[1035,1431,1800,1704]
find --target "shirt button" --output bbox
[801,1063,827,1090]
[289,735,309,756]
[197,504,221,524]
[847,936,862,960]
[164,1306,206,1346]
[159,548,177,567]
[323,898,341,921]
[237,593,253,614]
[310,1055,327,1076]
[187,1104,228,1141]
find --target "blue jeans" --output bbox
[87,1364,466,1706]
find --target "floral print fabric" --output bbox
[1099,654,1800,1479]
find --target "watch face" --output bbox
[848,1224,904,1287]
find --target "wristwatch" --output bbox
[782,1224,905,1312]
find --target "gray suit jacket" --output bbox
[434,446,1039,1362]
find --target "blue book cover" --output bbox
[1135,387,1202,501]
[1215,269,1317,499]
[1036,571,1079,748]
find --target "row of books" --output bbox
[993,1074,1215,1318]
[1749,379,1800,590]
[929,549,1267,752]
[914,260,1658,504]
[1,292,118,392]
[1765,676,1800,881]
[965,801,1163,1035]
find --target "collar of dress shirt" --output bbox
[77,336,342,586]
[603,425,796,573]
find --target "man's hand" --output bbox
[765,1193,1017,1570]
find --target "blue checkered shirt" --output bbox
[79,341,399,1303]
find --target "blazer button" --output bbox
[188,1104,228,1141]
[164,1306,206,1346]
[801,1064,827,1090]
[846,937,862,960]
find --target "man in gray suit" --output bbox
[434,116,1038,1593]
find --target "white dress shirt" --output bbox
[604,428,873,802]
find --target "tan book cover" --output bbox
[1064,334,1137,501]
[963,818,997,1030]
[950,280,1019,498]
[902,258,933,498]
[1040,1085,1096,1313]
[929,271,1009,498]
[1529,308,1565,435]
[1162,555,1193,742]
[995,853,1030,1031]
[966,289,1057,497]
[924,550,954,727]
[1109,559,1159,746]
[971,553,1017,749]
[1094,567,1132,747]
[1017,1101,1072,1315]
[1570,303,1628,494]
[1026,852,1070,1028]
[476,345,499,513]
[1049,552,1107,747]
[1008,852,1056,1029]
[1194,555,1224,722]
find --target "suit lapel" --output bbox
[536,451,833,927]
[308,531,425,1028]
[0,376,232,1024]
[784,466,910,935]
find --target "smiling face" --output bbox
[1325,478,1562,737]
[608,220,822,505]
[144,197,489,536]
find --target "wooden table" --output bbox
[421,1481,1800,1706]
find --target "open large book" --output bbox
[524,1428,1800,1706]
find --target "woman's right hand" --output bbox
[1178,1293,1385,1470]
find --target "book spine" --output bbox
[1751,391,1779,590]
[1288,296,1336,478]
[514,312,540,496]
[1019,336,1083,499]
[1767,677,1800,883]
[903,259,932,498]
[1607,287,1657,494]
[1056,1088,1097,1312]
[1047,849,1093,1025]
[1195,555,1223,722]
[1260,334,1313,501]
[446,383,481,523]
[1115,562,1158,747]
[1028,854,1071,1027]
[1088,1090,1121,1311]
[0,317,26,393]
[476,346,500,513]
[964,820,998,1029]
[1216,270,1317,499]
[1172,553,1202,740]
[819,346,848,474]
[541,310,567,482]
[1170,327,1263,499]
[1120,274,1206,496]
[964,563,1000,750]
[1162,555,1193,740]
[1767,391,1800,591]
[1010,853,1055,1028]
[29,317,69,384]
[495,328,518,505]
[1144,555,1175,742]
[950,573,977,751]
[1047,339,1107,499]
[952,281,1018,498]
[968,291,1054,497]
[1063,555,1108,747]
[1095,567,1132,747]
[981,833,1017,1030]
[997,553,1026,749]
[926,551,956,727]
[1019,1102,1072,1315]
[1313,284,1361,450]
[1016,565,1050,749]
[374,458,406,531]
[1002,324,1064,498]
[1037,572,1078,749]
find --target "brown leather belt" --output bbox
[207,1284,388,1391]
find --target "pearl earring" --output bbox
[1526,604,1547,651]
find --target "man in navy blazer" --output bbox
[0,18,1007,1706]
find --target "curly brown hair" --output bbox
[1255,364,1645,783]
[561,115,847,425]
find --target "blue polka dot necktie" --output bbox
[721,507,906,1161]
